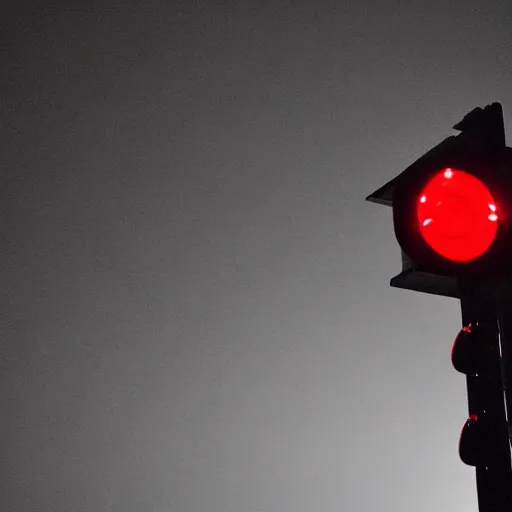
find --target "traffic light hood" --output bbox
[366,103,506,207]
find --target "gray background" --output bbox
[3,1,512,511]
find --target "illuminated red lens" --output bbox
[417,168,498,262]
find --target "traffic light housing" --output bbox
[367,103,512,298]
[451,316,509,469]
[366,103,512,511]
[451,322,500,378]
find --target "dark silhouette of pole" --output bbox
[459,277,512,511]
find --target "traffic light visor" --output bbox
[416,168,498,262]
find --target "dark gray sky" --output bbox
[3,1,512,511]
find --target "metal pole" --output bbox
[459,278,512,511]
[494,278,512,457]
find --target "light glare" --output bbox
[417,168,498,261]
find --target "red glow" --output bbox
[417,168,498,262]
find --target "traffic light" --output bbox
[415,168,498,263]
[366,103,512,512]
[451,316,508,468]
[452,290,512,511]
[451,321,499,379]
[367,103,512,297]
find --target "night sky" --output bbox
[3,1,512,511]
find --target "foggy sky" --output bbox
[3,1,512,511]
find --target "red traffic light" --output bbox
[459,414,482,467]
[451,322,501,378]
[417,168,498,262]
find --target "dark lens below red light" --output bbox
[417,168,498,262]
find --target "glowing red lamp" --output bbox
[416,168,498,262]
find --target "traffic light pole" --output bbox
[459,278,512,511]
[495,278,512,453]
